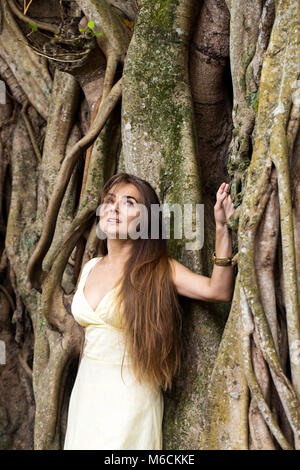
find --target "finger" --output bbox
[217,182,226,196]
[222,184,230,197]
[216,192,226,204]
[215,195,224,208]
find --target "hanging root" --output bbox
[239,166,300,448]
[240,286,293,450]
[0,0,52,120]
[79,52,118,201]
[21,100,42,164]
[247,166,282,448]
[237,0,300,450]
[266,0,300,420]
[226,0,275,216]
[6,0,60,34]
[40,198,96,332]
[287,76,300,158]
[26,77,122,293]
[248,329,277,449]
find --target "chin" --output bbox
[106,227,129,239]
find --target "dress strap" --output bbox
[77,257,103,287]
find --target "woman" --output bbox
[64,172,235,450]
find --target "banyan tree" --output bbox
[0,0,299,450]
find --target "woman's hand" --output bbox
[214,182,235,228]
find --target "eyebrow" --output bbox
[105,192,138,203]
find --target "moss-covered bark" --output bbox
[200,0,300,449]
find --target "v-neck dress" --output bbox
[63,257,164,450]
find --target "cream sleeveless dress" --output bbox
[64,257,164,450]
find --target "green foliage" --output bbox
[87,20,94,30]
[27,18,103,38]
[79,19,103,37]
[28,21,38,32]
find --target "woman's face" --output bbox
[99,183,142,239]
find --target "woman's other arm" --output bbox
[169,182,235,303]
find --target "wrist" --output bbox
[216,222,229,232]
[213,251,238,266]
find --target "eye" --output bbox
[126,200,134,206]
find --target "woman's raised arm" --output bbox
[169,182,235,304]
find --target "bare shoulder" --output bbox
[81,257,100,275]
[168,256,197,280]
[168,257,180,278]
[168,257,194,278]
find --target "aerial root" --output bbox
[240,286,293,450]
[26,78,122,292]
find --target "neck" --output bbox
[104,238,134,266]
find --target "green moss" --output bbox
[150,0,179,31]
[126,10,193,218]
[254,94,259,115]
[249,90,259,114]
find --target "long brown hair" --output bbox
[96,172,183,391]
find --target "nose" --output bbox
[108,198,120,217]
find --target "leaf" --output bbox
[94,32,103,36]
[87,20,95,30]
[28,22,38,32]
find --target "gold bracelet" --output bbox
[213,251,238,266]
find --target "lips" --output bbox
[107,218,120,223]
